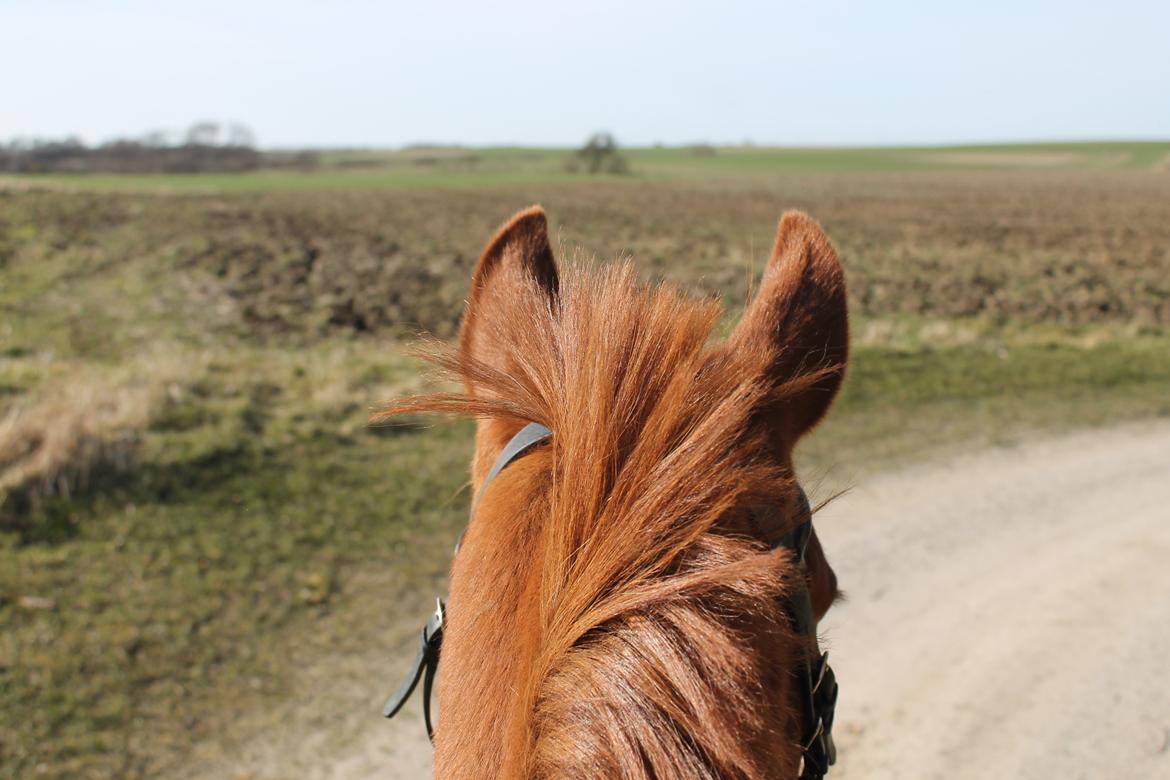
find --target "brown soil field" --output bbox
[4,169,1169,346]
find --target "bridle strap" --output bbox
[382,599,444,739]
[383,423,552,739]
[767,489,838,779]
[476,422,553,505]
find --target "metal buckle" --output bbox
[811,651,829,693]
[799,717,830,779]
[427,598,445,638]
[802,716,825,753]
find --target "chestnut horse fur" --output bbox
[378,206,847,779]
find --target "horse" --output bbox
[379,206,848,779]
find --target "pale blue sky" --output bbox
[4,0,1168,148]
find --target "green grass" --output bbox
[806,334,1170,472]
[1,414,475,777]
[7,141,1168,193]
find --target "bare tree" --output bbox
[573,131,629,174]
[141,130,170,148]
[2,125,262,173]
[185,121,220,146]
[225,123,257,149]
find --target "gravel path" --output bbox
[819,419,1170,779]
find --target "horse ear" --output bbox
[458,206,559,385]
[729,211,848,446]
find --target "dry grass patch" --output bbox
[0,350,206,532]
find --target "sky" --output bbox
[4,0,1168,149]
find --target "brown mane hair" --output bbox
[378,207,847,779]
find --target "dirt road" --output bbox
[818,419,1170,779]
[216,420,1170,779]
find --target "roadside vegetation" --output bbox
[2,145,1169,777]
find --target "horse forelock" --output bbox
[380,264,810,779]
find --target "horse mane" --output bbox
[380,263,818,778]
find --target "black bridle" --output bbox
[767,490,839,779]
[383,422,838,778]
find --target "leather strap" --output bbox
[770,488,838,780]
[476,422,553,504]
[384,424,552,740]
[382,599,444,739]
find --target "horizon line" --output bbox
[258,137,1170,153]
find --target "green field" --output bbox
[2,143,1169,777]
[6,140,1168,192]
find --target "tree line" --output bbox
[0,122,317,174]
